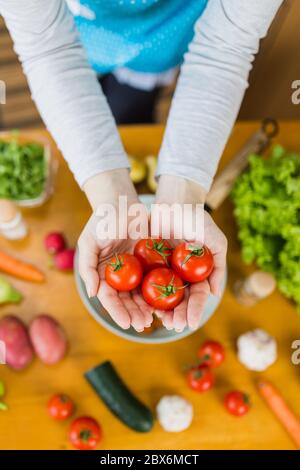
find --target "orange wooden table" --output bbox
[0,122,300,450]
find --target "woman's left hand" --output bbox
[153,175,227,332]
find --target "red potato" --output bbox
[0,315,34,370]
[29,314,67,365]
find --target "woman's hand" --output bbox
[154,175,227,332]
[78,169,153,332]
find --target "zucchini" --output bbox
[85,361,154,433]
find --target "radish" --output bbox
[54,248,75,271]
[45,232,66,254]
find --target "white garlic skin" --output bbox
[237,328,277,372]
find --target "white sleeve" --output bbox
[157,0,283,191]
[0,0,129,187]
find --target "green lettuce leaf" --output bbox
[231,145,300,310]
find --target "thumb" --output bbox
[78,236,100,298]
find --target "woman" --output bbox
[0,0,282,331]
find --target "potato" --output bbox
[29,314,67,365]
[0,315,34,370]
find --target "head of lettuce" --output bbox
[231,145,300,310]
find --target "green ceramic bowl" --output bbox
[74,194,226,344]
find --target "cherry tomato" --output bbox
[198,340,225,368]
[105,253,143,291]
[142,267,185,311]
[69,416,101,450]
[47,394,74,421]
[186,365,214,392]
[224,391,250,417]
[171,243,214,283]
[134,239,172,272]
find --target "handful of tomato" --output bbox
[105,239,214,312]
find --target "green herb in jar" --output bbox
[0,139,46,200]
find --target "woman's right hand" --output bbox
[78,169,153,332]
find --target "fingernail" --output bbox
[87,286,94,299]
[214,288,221,298]
[175,328,184,333]
[133,324,144,332]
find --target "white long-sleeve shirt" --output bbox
[0,0,282,190]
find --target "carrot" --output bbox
[258,380,300,449]
[0,251,45,283]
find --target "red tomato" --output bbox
[198,340,225,368]
[186,365,214,392]
[224,391,250,417]
[69,416,102,450]
[142,267,185,311]
[134,239,172,272]
[47,394,74,421]
[105,253,143,291]
[171,243,214,283]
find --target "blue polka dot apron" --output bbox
[67,0,208,75]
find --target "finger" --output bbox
[119,291,146,332]
[187,281,210,330]
[161,311,174,330]
[97,281,131,329]
[209,245,227,296]
[205,231,227,297]
[209,236,227,296]
[209,265,226,297]
[132,290,154,327]
[173,289,189,332]
[78,235,99,297]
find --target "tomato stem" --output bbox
[151,275,187,298]
[242,393,251,405]
[146,239,171,266]
[197,354,211,366]
[60,394,69,403]
[181,245,204,266]
[107,253,123,271]
[79,429,92,442]
[192,369,204,379]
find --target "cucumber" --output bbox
[85,361,154,433]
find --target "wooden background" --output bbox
[1,0,300,130]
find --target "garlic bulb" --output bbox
[237,328,277,372]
